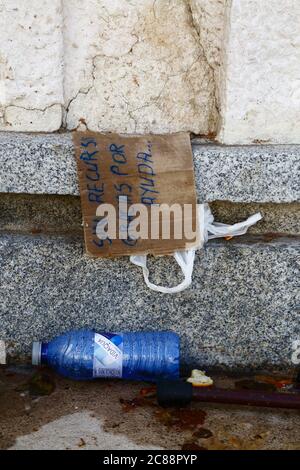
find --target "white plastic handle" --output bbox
[130,204,262,294]
[130,250,196,294]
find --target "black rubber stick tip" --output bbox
[157,380,193,407]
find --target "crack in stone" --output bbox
[3,103,63,127]
[186,0,220,127]
[186,0,219,120]
[4,103,62,113]
[63,0,221,134]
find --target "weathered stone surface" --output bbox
[188,0,227,118]
[0,0,227,134]
[63,0,221,134]
[218,0,300,144]
[0,133,299,203]
[0,0,226,134]
[0,1,64,131]
[0,1,300,141]
[1,232,299,369]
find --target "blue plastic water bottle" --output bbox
[32,330,180,381]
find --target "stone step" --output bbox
[0,133,299,203]
[0,133,298,370]
[1,232,298,371]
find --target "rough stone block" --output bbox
[63,0,223,135]
[218,0,300,144]
[0,1,64,132]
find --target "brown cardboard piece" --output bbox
[73,132,198,258]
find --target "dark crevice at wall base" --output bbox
[210,201,300,236]
[0,192,299,236]
[0,193,83,235]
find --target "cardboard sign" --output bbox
[73,132,198,258]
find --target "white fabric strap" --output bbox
[130,204,262,294]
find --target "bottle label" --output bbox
[93,333,123,378]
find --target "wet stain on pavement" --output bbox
[155,408,206,430]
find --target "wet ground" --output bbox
[0,366,300,450]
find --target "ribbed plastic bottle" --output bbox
[32,330,179,381]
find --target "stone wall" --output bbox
[1,0,299,143]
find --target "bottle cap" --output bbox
[32,341,42,366]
